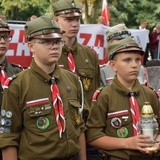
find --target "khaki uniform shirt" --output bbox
[58,39,100,122]
[0,57,22,108]
[0,60,86,160]
[86,76,160,160]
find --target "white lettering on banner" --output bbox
[7,24,149,67]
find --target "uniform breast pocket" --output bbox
[106,110,132,138]
[78,68,94,91]
[68,99,82,127]
[26,98,52,131]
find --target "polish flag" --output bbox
[101,0,110,26]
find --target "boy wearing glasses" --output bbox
[0,16,86,160]
[0,19,22,160]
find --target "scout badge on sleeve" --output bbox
[92,87,103,101]
[0,109,13,133]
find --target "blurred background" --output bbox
[0,0,160,30]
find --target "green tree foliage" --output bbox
[0,0,52,21]
[0,0,159,30]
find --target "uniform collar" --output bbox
[30,59,61,84]
[112,75,140,97]
[62,38,78,55]
[1,57,8,69]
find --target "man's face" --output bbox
[142,22,147,29]
[0,31,10,57]
[55,16,80,38]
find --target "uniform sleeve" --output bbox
[86,88,108,142]
[0,80,22,148]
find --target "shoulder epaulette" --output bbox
[11,63,24,70]
[149,87,160,99]
[92,87,103,101]
[3,74,17,89]
[86,46,97,53]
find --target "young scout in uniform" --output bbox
[86,37,160,160]
[52,0,101,159]
[52,0,100,122]
[0,16,86,160]
[0,19,23,160]
[100,23,149,87]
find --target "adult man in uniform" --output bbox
[0,19,23,160]
[0,16,86,160]
[52,0,101,159]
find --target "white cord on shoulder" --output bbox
[78,76,84,116]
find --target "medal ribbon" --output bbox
[67,52,76,74]
[51,77,65,138]
[129,92,140,136]
[0,65,8,89]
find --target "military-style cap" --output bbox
[0,19,10,32]
[25,16,62,41]
[108,37,144,60]
[52,0,82,17]
[106,23,131,42]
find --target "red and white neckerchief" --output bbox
[67,52,76,74]
[128,92,140,136]
[51,77,65,138]
[0,65,8,89]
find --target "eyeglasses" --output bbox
[33,39,65,48]
[0,35,12,42]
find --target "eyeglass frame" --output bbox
[32,39,65,48]
[0,35,12,42]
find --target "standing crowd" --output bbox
[0,0,159,160]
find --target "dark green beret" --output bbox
[106,23,131,42]
[108,37,144,60]
[25,16,62,41]
[52,0,82,17]
[0,19,10,32]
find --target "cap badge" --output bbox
[50,19,55,26]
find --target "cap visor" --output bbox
[33,33,62,39]
[116,47,144,55]
[60,12,81,17]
